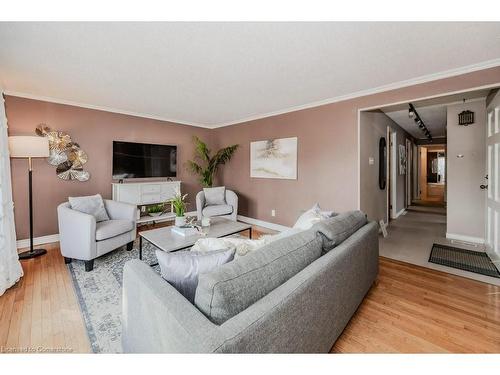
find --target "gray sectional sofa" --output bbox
[122,211,379,353]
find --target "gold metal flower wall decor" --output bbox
[35,124,90,181]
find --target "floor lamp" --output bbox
[8,136,50,259]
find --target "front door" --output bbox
[486,91,500,257]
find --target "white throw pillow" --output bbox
[203,186,226,205]
[156,248,235,303]
[293,203,335,231]
[69,194,109,222]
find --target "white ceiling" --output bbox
[1,22,500,128]
[384,104,448,139]
[382,89,490,139]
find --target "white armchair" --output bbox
[57,199,137,271]
[196,189,238,221]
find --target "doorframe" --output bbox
[390,131,398,219]
[356,82,500,210]
[485,92,500,263]
[406,139,412,207]
[386,126,391,223]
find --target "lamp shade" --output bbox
[8,136,50,158]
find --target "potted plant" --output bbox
[186,136,239,187]
[147,203,165,217]
[168,188,188,227]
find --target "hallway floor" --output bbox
[380,206,500,286]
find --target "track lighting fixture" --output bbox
[408,103,432,141]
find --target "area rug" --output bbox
[429,243,500,278]
[67,239,159,353]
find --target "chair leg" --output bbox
[84,260,94,272]
[64,257,72,264]
[126,241,134,251]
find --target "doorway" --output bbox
[359,86,500,285]
[415,145,446,208]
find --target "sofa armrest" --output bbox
[196,191,206,220]
[57,203,96,260]
[104,199,137,222]
[122,260,222,353]
[214,222,379,353]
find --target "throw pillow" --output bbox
[293,203,337,230]
[312,203,336,218]
[156,247,235,303]
[69,194,109,222]
[311,210,368,252]
[203,186,226,206]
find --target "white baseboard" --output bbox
[16,211,199,249]
[17,213,282,249]
[446,232,485,245]
[237,215,290,232]
[391,208,406,219]
[17,234,60,250]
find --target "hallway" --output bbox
[379,207,500,286]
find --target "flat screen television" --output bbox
[112,141,177,179]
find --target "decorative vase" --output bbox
[175,216,186,227]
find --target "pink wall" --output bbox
[214,66,500,226]
[6,66,500,238]
[5,97,213,239]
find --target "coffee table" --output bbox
[138,217,252,266]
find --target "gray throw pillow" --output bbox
[156,247,235,303]
[69,194,109,222]
[195,229,323,324]
[311,210,367,252]
[203,186,226,206]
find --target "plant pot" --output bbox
[148,212,162,217]
[175,216,186,227]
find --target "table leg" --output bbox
[249,227,253,239]
[139,236,143,260]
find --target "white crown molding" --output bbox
[4,58,500,129]
[212,58,500,128]
[2,91,212,129]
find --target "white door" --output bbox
[486,91,500,257]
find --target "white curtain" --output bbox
[0,91,23,296]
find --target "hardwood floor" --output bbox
[332,257,500,353]
[0,242,90,353]
[1,233,499,353]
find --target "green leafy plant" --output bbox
[147,203,165,215]
[186,136,239,187]
[167,188,188,217]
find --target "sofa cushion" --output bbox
[95,219,134,241]
[311,210,367,252]
[194,229,323,324]
[156,248,235,303]
[203,186,226,206]
[69,194,110,222]
[202,204,233,217]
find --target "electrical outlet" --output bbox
[271,209,276,217]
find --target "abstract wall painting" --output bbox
[250,137,297,179]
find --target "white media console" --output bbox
[112,180,181,224]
